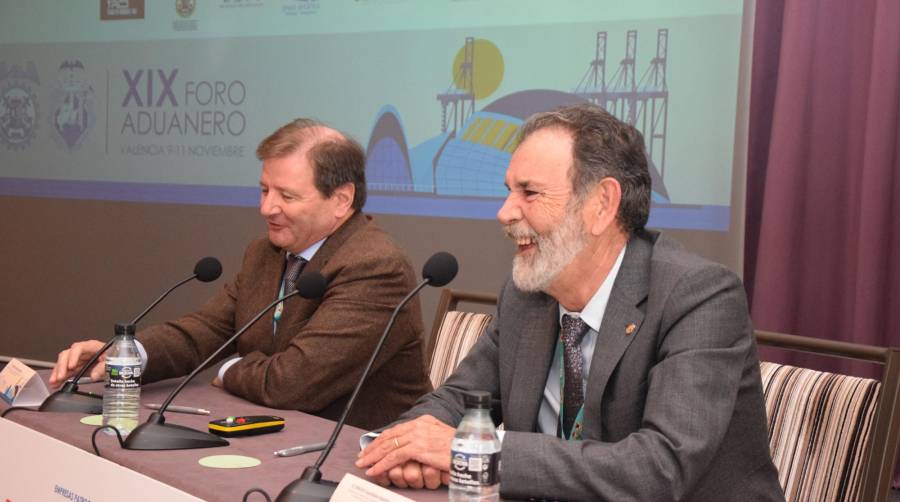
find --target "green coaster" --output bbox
[199,455,261,469]
[80,415,104,426]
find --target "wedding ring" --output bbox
[393,438,400,449]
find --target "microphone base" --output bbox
[123,413,228,450]
[275,466,338,502]
[39,384,103,414]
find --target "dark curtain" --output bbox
[745,0,900,379]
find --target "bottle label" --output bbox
[106,363,142,389]
[450,450,501,487]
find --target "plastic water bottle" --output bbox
[102,323,142,436]
[449,390,501,501]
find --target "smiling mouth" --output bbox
[513,236,536,254]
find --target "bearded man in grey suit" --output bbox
[357,103,785,501]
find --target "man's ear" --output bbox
[585,177,622,236]
[331,183,355,218]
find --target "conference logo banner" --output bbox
[112,65,249,159]
[0,62,40,152]
[0,2,742,229]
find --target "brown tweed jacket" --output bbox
[138,212,432,430]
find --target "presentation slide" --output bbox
[0,0,743,230]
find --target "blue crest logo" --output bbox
[51,60,96,151]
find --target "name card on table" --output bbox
[0,358,49,407]
[331,473,415,502]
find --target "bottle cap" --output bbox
[115,323,136,335]
[463,390,492,410]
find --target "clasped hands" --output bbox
[355,415,456,489]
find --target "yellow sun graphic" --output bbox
[452,39,504,101]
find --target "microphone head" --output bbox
[422,252,458,287]
[194,257,223,283]
[295,271,327,299]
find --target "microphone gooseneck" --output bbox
[71,257,223,386]
[311,280,430,473]
[39,256,223,414]
[132,257,223,325]
[122,271,327,451]
[275,252,458,502]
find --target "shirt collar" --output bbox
[559,244,627,333]
[287,237,326,262]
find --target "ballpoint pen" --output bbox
[145,403,211,415]
[274,441,329,457]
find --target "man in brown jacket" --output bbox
[50,119,431,430]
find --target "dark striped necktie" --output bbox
[283,254,308,296]
[560,314,589,437]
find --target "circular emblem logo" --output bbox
[176,0,196,17]
[0,82,39,150]
[451,453,468,472]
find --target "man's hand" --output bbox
[355,415,455,488]
[49,340,107,387]
[368,461,450,490]
[211,376,223,388]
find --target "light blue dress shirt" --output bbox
[536,245,626,436]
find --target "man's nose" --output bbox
[497,193,521,225]
[260,193,279,216]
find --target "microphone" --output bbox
[275,252,458,502]
[122,271,327,451]
[40,257,223,414]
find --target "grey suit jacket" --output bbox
[402,230,785,501]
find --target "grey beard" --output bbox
[509,214,588,292]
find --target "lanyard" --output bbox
[272,271,288,335]
[557,337,585,441]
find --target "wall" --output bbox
[0,195,739,362]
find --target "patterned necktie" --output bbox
[283,254,307,296]
[560,314,589,437]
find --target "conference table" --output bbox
[0,372,447,501]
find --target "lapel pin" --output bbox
[625,323,636,335]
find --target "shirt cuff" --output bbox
[134,339,148,372]
[218,357,242,381]
[358,430,504,450]
[359,431,379,450]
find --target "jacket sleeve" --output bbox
[221,250,420,412]
[136,255,243,383]
[499,266,758,501]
